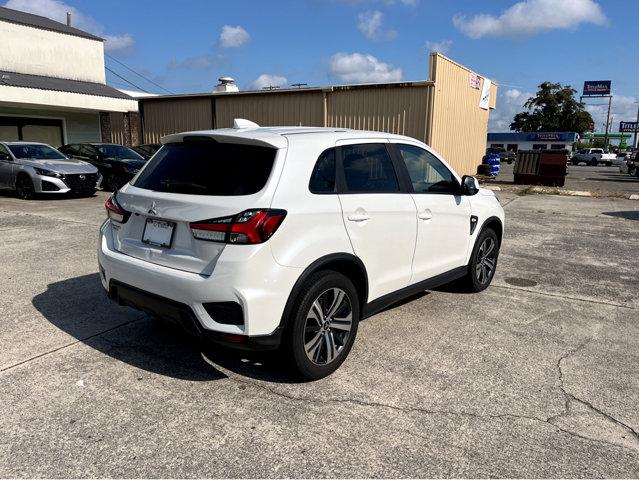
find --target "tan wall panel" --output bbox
[142,97,212,143]
[326,86,430,142]
[428,54,497,175]
[215,92,325,128]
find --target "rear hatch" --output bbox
[111,137,283,275]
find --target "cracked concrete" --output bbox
[1,191,638,477]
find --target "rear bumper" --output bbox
[98,219,303,337]
[108,280,282,350]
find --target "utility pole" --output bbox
[603,94,612,151]
[634,102,639,149]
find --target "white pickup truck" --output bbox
[571,148,617,166]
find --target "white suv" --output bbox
[99,122,505,379]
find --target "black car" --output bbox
[58,143,146,191]
[131,143,161,160]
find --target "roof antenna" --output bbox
[66,12,72,27]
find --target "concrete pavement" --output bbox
[0,191,638,477]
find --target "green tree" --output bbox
[510,82,594,134]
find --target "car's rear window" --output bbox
[132,141,276,195]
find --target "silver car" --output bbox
[0,142,101,199]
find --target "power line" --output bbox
[105,66,149,93]
[105,53,173,94]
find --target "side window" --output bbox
[397,144,457,194]
[309,148,336,193]
[341,143,399,193]
[80,145,96,156]
[0,144,11,157]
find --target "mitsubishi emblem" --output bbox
[148,201,158,216]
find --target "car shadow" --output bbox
[602,211,639,221]
[32,273,307,383]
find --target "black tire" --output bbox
[459,228,500,293]
[571,161,579,166]
[282,270,359,380]
[15,174,36,200]
[590,158,598,166]
[605,161,612,167]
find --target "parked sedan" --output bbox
[131,143,161,160]
[0,142,99,199]
[59,143,146,191]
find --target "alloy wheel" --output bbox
[476,237,497,285]
[304,288,353,365]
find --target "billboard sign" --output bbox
[619,121,639,133]
[583,80,611,96]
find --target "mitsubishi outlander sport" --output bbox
[99,121,505,379]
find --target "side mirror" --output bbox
[89,154,100,161]
[461,175,480,196]
[0,153,10,161]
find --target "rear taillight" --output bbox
[190,209,287,244]
[105,195,130,223]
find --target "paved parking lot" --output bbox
[490,163,639,196]
[1,190,638,477]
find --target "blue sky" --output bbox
[4,0,637,132]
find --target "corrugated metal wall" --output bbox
[138,55,496,174]
[142,97,213,143]
[215,91,325,128]
[326,85,431,141]
[427,53,498,175]
[110,112,125,145]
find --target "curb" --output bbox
[483,182,639,200]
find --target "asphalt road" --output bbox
[492,163,639,195]
[1,191,638,477]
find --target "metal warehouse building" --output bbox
[129,54,497,175]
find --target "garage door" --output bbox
[0,116,64,147]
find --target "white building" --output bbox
[487,132,579,152]
[0,6,138,147]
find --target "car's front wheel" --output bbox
[461,228,500,292]
[15,174,35,200]
[284,270,359,380]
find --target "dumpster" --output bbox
[514,150,568,187]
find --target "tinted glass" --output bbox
[309,148,336,193]
[81,145,97,156]
[397,144,457,194]
[94,144,144,160]
[7,144,66,160]
[341,143,399,193]
[133,141,276,196]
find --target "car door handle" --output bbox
[418,209,433,220]
[347,213,371,222]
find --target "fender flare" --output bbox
[277,253,369,332]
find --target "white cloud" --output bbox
[425,39,452,54]
[250,74,288,90]
[104,34,134,54]
[357,10,397,40]
[219,25,250,48]
[585,94,638,133]
[453,0,607,39]
[4,0,134,54]
[489,88,533,131]
[330,52,402,84]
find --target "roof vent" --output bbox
[233,119,259,129]
[213,76,239,93]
